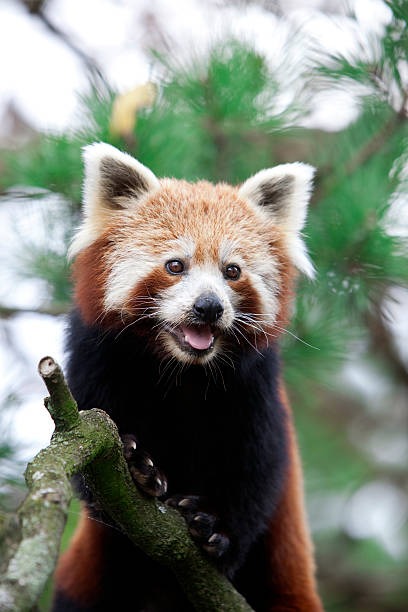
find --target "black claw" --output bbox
[203,533,230,558]
[166,495,201,515]
[128,463,167,497]
[188,512,216,541]
[122,434,138,460]
[179,498,193,508]
[178,497,200,514]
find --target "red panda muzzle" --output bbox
[167,323,215,353]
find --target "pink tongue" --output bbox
[182,325,213,350]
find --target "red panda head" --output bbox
[70,143,315,365]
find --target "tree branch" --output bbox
[313,109,406,205]
[0,304,70,319]
[20,0,109,91]
[0,357,253,612]
[365,303,408,389]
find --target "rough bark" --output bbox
[0,357,253,612]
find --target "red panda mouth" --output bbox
[167,324,215,353]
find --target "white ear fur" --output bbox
[68,143,159,258]
[238,162,316,278]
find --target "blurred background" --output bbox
[0,0,407,610]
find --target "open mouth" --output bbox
[166,323,217,355]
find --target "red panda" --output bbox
[52,143,324,611]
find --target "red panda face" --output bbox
[71,144,315,365]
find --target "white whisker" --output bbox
[274,325,319,350]
[231,323,263,356]
[212,358,226,391]
[235,315,270,348]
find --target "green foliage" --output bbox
[3,136,84,206]
[135,42,291,183]
[316,0,408,112]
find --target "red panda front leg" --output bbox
[123,436,229,559]
[122,434,168,497]
[166,494,230,558]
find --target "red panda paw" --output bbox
[121,434,168,497]
[166,495,230,559]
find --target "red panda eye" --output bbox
[225,264,241,280]
[165,260,185,275]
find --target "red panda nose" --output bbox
[193,293,224,323]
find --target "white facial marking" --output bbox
[104,250,157,311]
[218,238,242,264]
[165,236,196,260]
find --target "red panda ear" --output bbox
[83,142,159,211]
[69,143,159,258]
[238,163,316,278]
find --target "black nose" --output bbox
[193,293,224,323]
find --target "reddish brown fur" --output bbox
[123,268,181,339]
[54,511,108,607]
[233,277,263,314]
[126,268,180,310]
[72,237,115,327]
[232,276,268,347]
[262,385,324,611]
[112,179,283,270]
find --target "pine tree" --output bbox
[1,3,408,610]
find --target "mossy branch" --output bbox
[0,357,253,612]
